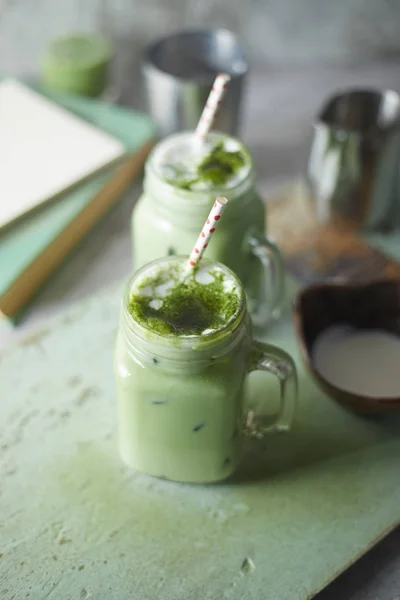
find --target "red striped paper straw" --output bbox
[188,196,228,270]
[194,73,231,143]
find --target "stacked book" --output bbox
[0,80,155,322]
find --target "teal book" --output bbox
[0,88,156,320]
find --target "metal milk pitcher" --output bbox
[307,88,400,232]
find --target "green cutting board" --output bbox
[1,268,399,599]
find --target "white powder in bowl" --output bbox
[312,325,400,398]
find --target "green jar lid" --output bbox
[42,34,114,98]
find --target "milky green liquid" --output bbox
[42,34,112,97]
[114,260,252,483]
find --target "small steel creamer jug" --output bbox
[307,88,400,232]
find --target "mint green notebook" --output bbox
[0,88,156,320]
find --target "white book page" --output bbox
[0,79,125,228]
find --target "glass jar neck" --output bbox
[120,281,249,373]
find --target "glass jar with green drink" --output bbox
[132,131,284,328]
[41,1,120,99]
[114,255,297,484]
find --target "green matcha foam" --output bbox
[151,131,251,191]
[128,258,242,337]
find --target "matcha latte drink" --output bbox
[114,256,297,483]
[132,131,284,327]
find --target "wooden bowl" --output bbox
[293,279,400,414]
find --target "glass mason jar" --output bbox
[131,132,284,328]
[40,0,121,101]
[114,256,297,484]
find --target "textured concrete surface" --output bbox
[316,526,400,600]
[1,0,400,76]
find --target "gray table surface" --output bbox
[1,61,399,599]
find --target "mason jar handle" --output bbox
[245,340,297,435]
[247,230,285,327]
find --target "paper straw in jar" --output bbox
[194,73,231,143]
[187,196,228,270]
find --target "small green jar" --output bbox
[42,34,113,98]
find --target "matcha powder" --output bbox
[129,271,240,336]
[165,141,247,190]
